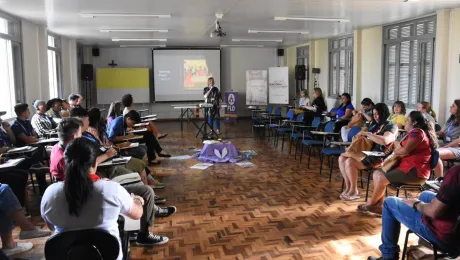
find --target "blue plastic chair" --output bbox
[275,113,304,150]
[290,117,321,158]
[300,121,336,169]
[268,109,293,137]
[320,126,362,182]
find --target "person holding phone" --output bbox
[203,77,222,134]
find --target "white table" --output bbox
[173,105,198,132]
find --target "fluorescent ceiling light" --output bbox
[221,44,264,48]
[232,39,282,42]
[112,38,167,42]
[120,45,166,47]
[274,16,349,23]
[248,29,309,35]
[80,13,171,18]
[101,29,168,33]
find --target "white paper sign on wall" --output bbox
[268,67,289,104]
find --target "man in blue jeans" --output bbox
[368,165,460,260]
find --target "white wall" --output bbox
[86,47,277,118]
[20,19,77,111]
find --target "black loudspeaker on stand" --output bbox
[295,65,306,80]
[81,64,94,108]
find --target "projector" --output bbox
[210,21,226,38]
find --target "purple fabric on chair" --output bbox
[193,142,241,163]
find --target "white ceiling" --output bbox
[1,0,460,47]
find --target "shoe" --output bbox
[158,153,171,158]
[2,242,33,256]
[155,206,177,218]
[129,232,138,242]
[149,160,161,166]
[148,178,165,189]
[154,195,166,204]
[158,134,168,140]
[19,227,52,240]
[367,257,397,260]
[135,233,169,246]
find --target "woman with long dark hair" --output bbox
[338,103,398,201]
[435,99,460,177]
[41,138,144,260]
[358,111,439,214]
[333,93,355,132]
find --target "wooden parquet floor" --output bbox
[5,119,424,260]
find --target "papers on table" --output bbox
[0,158,25,169]
[141,114,157,119]
[134,122,149,127]
[169,155,193,160]
[190,163,213,170]
[236,161,255,168]
[99,156,132,167]
[127,128,148,134]
[7,146,36,154]
[362,151,386,157]
[119,143,139,150]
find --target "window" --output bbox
[0,12,24,118]
[47,34,62,98]
[296,46,309,95]
[383,16,436,107]
[329,35,353,97]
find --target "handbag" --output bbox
[341,135,374,162]
[347,113,363,128]
[380,153,403,172]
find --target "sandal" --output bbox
[149,160,161,165]
[158,153,171,158]
[357,204,383,215]
[343,194,361,201]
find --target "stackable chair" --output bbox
[289,117,321,159]
[274,113,304,151]
[299,121,336,169]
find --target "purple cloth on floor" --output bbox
[193,142,241,163]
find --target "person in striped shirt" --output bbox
[31,100,58,138]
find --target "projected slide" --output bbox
[184,60,213,89]
[154,49,221,102]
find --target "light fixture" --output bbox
[274,16,349,23]
[120,45,166,47]
[101,29,168,33]
[232,39,282,42]
[80,13,171,18]
[220,44,264,48]
[112,38,167,42]
[248,29,309,35]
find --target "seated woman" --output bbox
[121,94,167,139]
[46,98,63,120]
[107,101,122,127]
[339,103,398,201]
[61,99,71,117]
[41,138,146,260]
[358,111,438,214]
[31,100,58,138]
[86,108,164,188]
[333,93,355,132]
[389,100,407,129]
[417,101,437,126]
[1,184,51,256]
[341,98,374,142]
[303,88,327,125]
[435,99,460,177]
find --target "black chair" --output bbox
[45,229,120,260]
[401,216,460,260]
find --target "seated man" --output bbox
[50,118,175,246]
[68,93,83,109]
[31,100,58,138]
[7,105,48,195]
[0,183,51,256]
[107,110,170,165]
[368,165,460,260]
